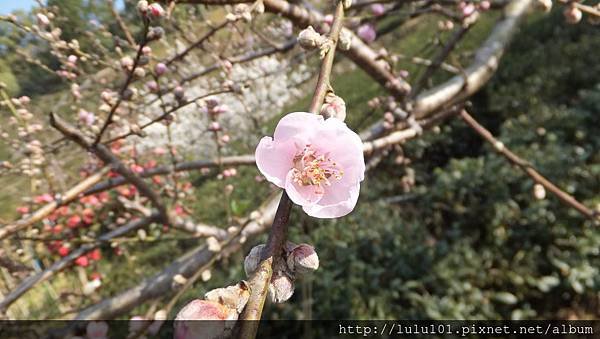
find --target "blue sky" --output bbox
[0,0,37,14]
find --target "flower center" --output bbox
[291,145,343,193]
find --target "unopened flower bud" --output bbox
[564,4,582,24]
[298,26,325,50]
[155,62,168,75]
[137,0,149,14]
[120,56,134,69]
[533,184,546,200]
[208,121,221,131]
[535,0,552,13]
[147,26,165,40]
[133,67,146,78]
[357,24,376,44]
[268,274,294,303]
[338,29,353,51]
[320,93,346,121]
[148,3,165,19]
[371,3,385,16]
[37,13,50,27]
[204,282,250,313]
[286,243,319,274]
[244,244,265,276]
[174,86,185,100]
[343,0,352,9]
[142,46,152,55]
[174,300,237,339]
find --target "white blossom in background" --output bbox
[135,55,312,156]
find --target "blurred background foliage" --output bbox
[0,2,598,324]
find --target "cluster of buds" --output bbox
[244,241,319,304]
[174,282,250,339]
[320,93,347,121]
[298,26,333,58]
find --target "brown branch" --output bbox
[459,110,599,223]
[94,23,150,145]
[165,20,231,66]
[49,113,170,225]
[73,193,281,320]
[83,154,256,195]
[361,0,533,141]
[107,0,136,47]
[0,213,160,313]
[238,3,345,337]
[68,104,455,320]
[0,168,110,241]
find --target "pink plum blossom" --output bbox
[371,3,386,16]
[255,112,365,218]
[357,24,377,44]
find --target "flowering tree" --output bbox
[0,0,599,337]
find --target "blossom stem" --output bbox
[309,2,345,113]
[238,2,346,337]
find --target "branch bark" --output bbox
[460,110,599,223]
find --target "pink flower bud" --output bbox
[67,55,78,63]
[75,255,89,267]
[461,2,476,17]
[268,274,294,303]
[120,56,134,69]
[286,243,319,274]
[208,121,221,131]
[148,3,165,19]
[371,3,385,16]
[18,96,31,105]
[323,14,334,25]
[357,24,377,44]
[384,111,395,123]
[142,46,152,55]
[174,300,238,339]
[479,1,491,11]
[174,86,185,100]
[564,5,582,24]
[146,80,159,93]
[220,134,230,143]
[154,62,167,75]
[78,109,96,126]
[320,94,346,121]
[37,13,50,27]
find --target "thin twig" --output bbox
[460,109,599,223]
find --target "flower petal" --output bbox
[303,181,360,218]
[317,118,365,183]
[255,137,297,188]
[285,171,324,206]
[273,112,323,143]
